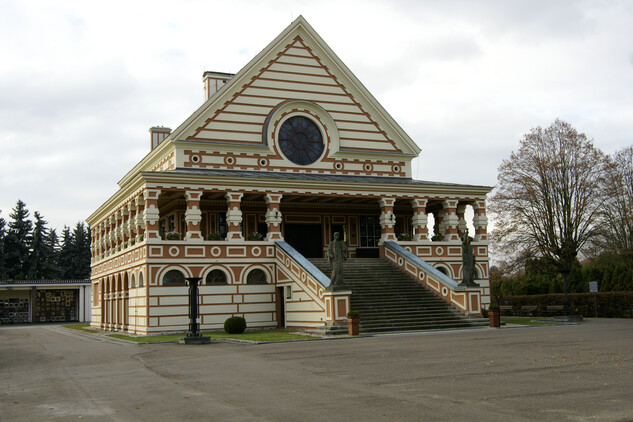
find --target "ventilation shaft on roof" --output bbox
[149,126,171,150]
[203,71,235,101]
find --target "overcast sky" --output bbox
[1,0,632,232]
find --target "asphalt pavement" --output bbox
[1,319,632,421]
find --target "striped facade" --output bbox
[87,16,492,335]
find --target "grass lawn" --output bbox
[62,323,94,332]
[501,317,567,326]
[60,325,316,343]
[108,329,315,343]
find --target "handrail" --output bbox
[383,240,467,291]
[275,241,330,288]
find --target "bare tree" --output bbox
[596,146,633,257]
[489,120,609,312]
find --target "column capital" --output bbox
[265,193,283,204]
[143,188,161,200]
[379,197,396,208]
[185,191,203,202]
[411,198,428,209]
[225,192,244,203]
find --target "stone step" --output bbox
[360,321,488,333]
[309,257,483,334]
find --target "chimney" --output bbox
[203,71,235,101]
[149,126,171,150]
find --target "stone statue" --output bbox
[461,229,477,286]
[327,232,347,289]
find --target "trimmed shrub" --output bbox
[499,292,633,318]
[224,316,247,334]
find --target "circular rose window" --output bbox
[278,116,324,165]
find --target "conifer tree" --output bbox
[58,226,74,279]
[28,212,57,279]
[70,222,91,279]
[44,229,61,279]
[4,200,33,279]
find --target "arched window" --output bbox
[246,269,268,285]
[436,267,448,276]
[130,274,136,288]
[138,272,144,287]
[206,269,228,285]
[163,269,186,286]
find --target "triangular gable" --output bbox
[171,16,420,158]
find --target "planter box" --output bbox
[488,309,500,328]
[347,317,360,335]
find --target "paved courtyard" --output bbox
[1,319,632,421]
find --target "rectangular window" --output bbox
[218,212,227,239]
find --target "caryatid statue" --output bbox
[327,232,347,289]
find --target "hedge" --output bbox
[496,292,633,318]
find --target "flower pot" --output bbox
[488,309,500,328]
[347,317,360,336]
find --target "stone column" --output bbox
[442,199,460,241]
[265,193,283,241]
[105,277,111,329]
[115,210,123,248]
[121,205,130,245]
[184,191,203,242]
[225,192,244,241]
[433,209,445,239]
[91,227,97,259]
[379,197,397,243]
[411,198,429,241]
[127,202,136,242]
[472,199,489,242]
[108,215,116,253]
[457,203,467,239]
[90,228,96,261]
[143,189,161,240]
[97,223,103,257]
[135,196,145,240]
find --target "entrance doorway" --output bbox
[284,224,323,257]
[276,287,285,328]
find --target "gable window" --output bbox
[278,116,324,165]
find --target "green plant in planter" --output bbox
[347,310,360,318]
[431,234,444,241]
[130,239,135,246]
[207,232,223,241]
[139,235,144,241]
[247,232,263,241]
[224,316,247,334]
[165,231,180,240]
[397,233,411,241]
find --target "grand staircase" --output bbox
[310,258,488,333]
